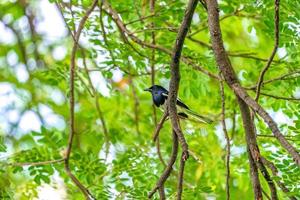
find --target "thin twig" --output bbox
[231,109,236,140]
[177,152,186,200]
[98,0,117,67]
[245,70,300,90]
[187,36,282,63]
[58,0,110,160]
[257,134,297,141]
[102,0,218,80]
[11,158,64,167]
[81,50,110,157]
[189,8,249,37]
[255,0,280,101]
[153,111,169,142]
[149,0,166,167]
[257,92,299,101]
[219,74,231,200]
[63,0,99,199]
[124,0,178,26]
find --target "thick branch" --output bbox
[148,131,178,199]
[207,1,262,199]
[168,0,198,161]
[236,98,263,199]
[168,0,198,198]
[206,0,300,168]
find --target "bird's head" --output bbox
[144,85,168,107]
[144,85,167,94]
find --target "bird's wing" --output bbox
[162,92,213,124]
[162,92,189,109]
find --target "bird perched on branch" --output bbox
[144,85,213,124]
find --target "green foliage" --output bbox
[0,0,299,199]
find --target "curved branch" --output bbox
[102,0,218,80]
[64,0,99,199]
[167,0,198,199]
[152,111,168,142]
[206,0,300,168]
[168,0,198,161]
[148,130,178,199]
[255,0,280,101]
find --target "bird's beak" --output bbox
[144,88,151,92]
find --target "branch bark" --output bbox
[206,0,300,169]
[168,0,198,161]
[167,0,198,199]
[148,130,178,199]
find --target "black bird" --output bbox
[144,85,213,124]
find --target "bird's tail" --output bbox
[183,109,213,124]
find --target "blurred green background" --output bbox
[0,0,299,199]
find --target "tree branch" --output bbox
[168,0,198,161]
[148,130,178,199]
[255,0,280,101]
[98,0,117,67]
[177,152,186,200]
[152,111,169,142]
[149,0,166,167]
[245,70,300,90]
[207,1,262,199]
[253,91,299,102]
[167,0,198,199]
[206,0,300,168]
[64,0,99,199]
[219,75,231,200]
[11,158,64,167]
[57,1,110,159]
[102,0,218,80]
